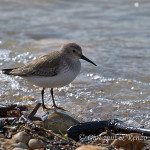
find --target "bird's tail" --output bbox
[2,68,17,75]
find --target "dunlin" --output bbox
[2,43,97,110]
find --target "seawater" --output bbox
[0,0,150,128]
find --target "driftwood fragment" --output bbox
[67,119,150,141]
[28,103,41,120]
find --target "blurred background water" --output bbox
[0,0,150,127]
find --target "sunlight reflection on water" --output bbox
[0,0,150,127]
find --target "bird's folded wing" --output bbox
[9,51,61,77]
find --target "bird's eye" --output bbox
[73,50,76,53]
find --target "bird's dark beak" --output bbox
[81,55,97,66]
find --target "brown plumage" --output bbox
[2,51,61,77]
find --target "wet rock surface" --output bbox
[44,111,80,133]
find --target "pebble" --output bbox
[44,111,80,133]
[0,138,15,149]
[111,133,146,150]
[76,145,108,150]
[12,142,29,149]
[0,148,6,150]
[12,131,30,144]
[13,148,28,150]
[28,139,43,149]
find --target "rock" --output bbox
[28,139,43,149]
[110,133,147,150]
[12,142,29,149]
[76,145,108,150]
[44,111,80,133]
[0,148,6,150]
[12,131,30,144]
[13,148,28,150]
[0,138,14,149]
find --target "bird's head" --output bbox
[60,43,97,66]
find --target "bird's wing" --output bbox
[8,51,61,77]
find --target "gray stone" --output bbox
[12,131,30,144]
[28,139,43,149]
[0,148,6,150]
[12,142,29,149]
[13,148,28,150]
[44,111,80,133]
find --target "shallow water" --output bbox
[0,0,150,128]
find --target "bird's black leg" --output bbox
[50,88,65,111]
[41,88,47,109]
[51,88,57,107]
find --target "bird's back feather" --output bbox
[2,51,62,77]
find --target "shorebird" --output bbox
[2,43,97,110]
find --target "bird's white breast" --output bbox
[24,60,81,88]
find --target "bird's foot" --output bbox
[42,104,66,112]
[42,104,49,110]
[42,104,54,113]
[52,104,66,111]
